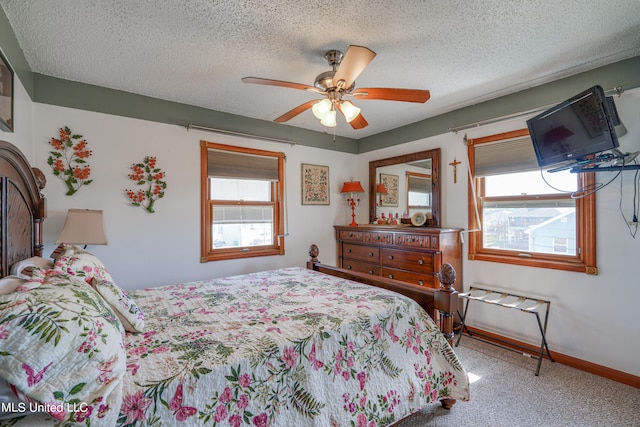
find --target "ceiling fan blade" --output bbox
[274,100,319,123]
[332,45,376,89]
[242,77,322,93]
[348,112,368,129]
[336,104,368,129]
[352,88,431,103]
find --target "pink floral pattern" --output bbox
[53,244,145,332]
[0,270,126,426]
[116,267,469,426]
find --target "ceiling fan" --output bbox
[241,45,431,130]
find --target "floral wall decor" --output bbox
[46,126,92,195]
[125,156,167,213]
[302,163,330,205]
[380,173,399,207]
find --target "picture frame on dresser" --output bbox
[301,163,330,205]
[0,50,14,132]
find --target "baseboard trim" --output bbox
[461,326,639,389]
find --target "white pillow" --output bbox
[9,257,54,279]
[0,276,27,295]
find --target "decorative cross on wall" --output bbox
[449,157,462,184]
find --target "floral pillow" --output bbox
[92,278,145,333]
[53,244,144,333]
[0,270,126,425]
[53,244,113,284]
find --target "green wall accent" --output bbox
[33,74,359,153]
[2,5,639,154]
[30,56,640,154]
[357,56,640,153]
[0,6,33,98]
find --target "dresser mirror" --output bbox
[368,148,441,226]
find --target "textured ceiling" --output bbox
[2,0,640,139]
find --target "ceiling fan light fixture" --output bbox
[312,99,332,120]
[320,109,337,127]
[341,100,361,122]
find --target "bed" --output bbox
[0,140,469,426]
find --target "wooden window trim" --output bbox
[200,141,285,262]
[406,171,432,211]
[467,129,597,274]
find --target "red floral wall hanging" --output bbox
[46,126,93,195]
[125,156,167,213]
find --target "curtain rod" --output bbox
[185,123,297,146]
[448,86,625,134]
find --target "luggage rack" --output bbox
[455,286,554,375]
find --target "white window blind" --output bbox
[207,149,279,181]
[473,136,539,177]
[408,175,431,192]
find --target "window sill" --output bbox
[468,252,597,274]
[202,246,284,262]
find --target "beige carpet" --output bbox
[397,338,640,427]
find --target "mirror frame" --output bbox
[368,148,441,226]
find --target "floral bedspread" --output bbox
[118,267,469,426]
[3,267,469,426]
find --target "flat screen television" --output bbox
[526,85,619,168]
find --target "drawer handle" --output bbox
[369,270,374,274]
[369,252,374,257]
[348,249,352,253]
[418,259,424,265]
[388,255,394,260]
[418,280,424,286]
[388,274,394,279]
[347,265,352,270]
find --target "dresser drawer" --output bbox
[339,230,364,242]
[343,244,380,262]
[395,233,430,248]
[382,247,434,273]
[381,268,436,288]
[364,231,393,245]
[341,259,380,276]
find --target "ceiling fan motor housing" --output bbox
[324,49,343,67]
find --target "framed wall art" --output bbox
[380,173,399,207]
[0,50,14,132]
[302,163,330,205]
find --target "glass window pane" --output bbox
[408,191,429,206]
[211,205,274,248]
[482,199,576,255]
[485,170,577,197]
[210,178,271,201]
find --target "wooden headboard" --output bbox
[0,140,46,278]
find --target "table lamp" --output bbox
[341,179,365,227]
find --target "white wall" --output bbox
[356,90,640,377]
[6,76,639,378]
[32,104,356,289]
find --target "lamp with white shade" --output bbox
[56,209,108,248]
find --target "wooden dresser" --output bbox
[334,225,463,289]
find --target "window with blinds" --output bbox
[406,172,432,215]
[467,129,597,274]
[201,141,285,262]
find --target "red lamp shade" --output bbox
[341,180,365,193]
[375,183,388,194]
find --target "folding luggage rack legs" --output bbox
[455,286,554,375]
